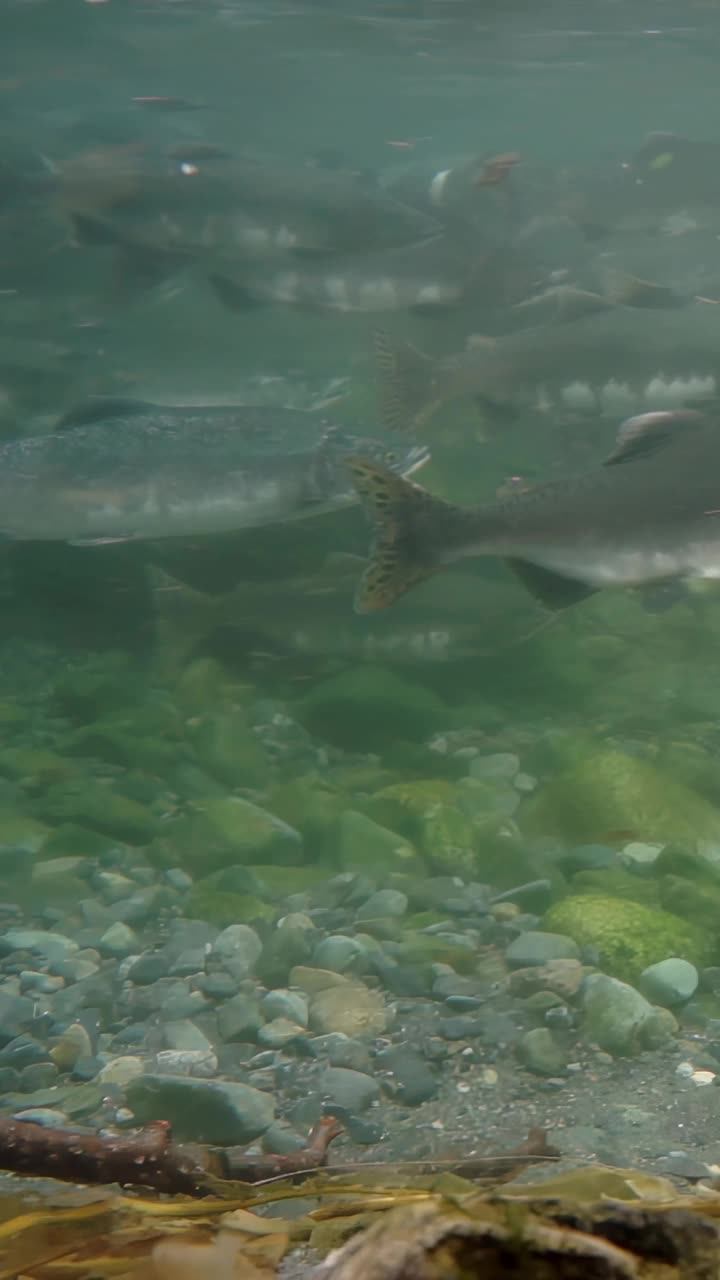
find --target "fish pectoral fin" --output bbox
[69,212,121,248]
[605,408,707,465]
[504,558,598,610]
[56,396,158,430]
[67,535,139,547]
[207,274,264,310]
[348,455,449,613]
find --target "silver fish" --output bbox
[374,309,720,432]
[0,396,429,545]
[348,409,720,614]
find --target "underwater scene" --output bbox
[7,1,720,1276]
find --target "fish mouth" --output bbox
[401,442,432,477]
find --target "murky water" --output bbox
[3,4,720,1275]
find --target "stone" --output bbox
[620,842,664,870]
[290,966,353,995]
[155,1050,217,1077]
[375,1046,438,1105]
[162,1021,213,1053]
[582,973,675,1056]
[507,959,585,1000]
[127,953,172,985]
[1,930,78,965]
[517,1028,568,1076]
[97,1056,145,1087]
[337,810,419,876]
[317,1067,380,1112]
[544,894,709,983]
[312,935,366,974]
[261,989,308,1026]
[126,1074,275,1144]
[210,924,262,977]
[216,994,263,1042]
[0,1036,49,1070]
[257,1018,304,1049]
[298,665,448,752]
[310,1034,372,1072]
[41,782,156,845]
[198,797,303,872]
[98,922,138,958]
[505,931,580,967]
[638,958,699,1007]
[469,753,520,782]
[525,749,720,848]
[310,984,388,1038]
[49,1023,93,1071]
[189,711,267,789]
[357,890,408,921]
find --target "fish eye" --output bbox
[385,450,397,463]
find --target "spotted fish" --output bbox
[347,408,720,614]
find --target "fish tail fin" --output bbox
[373,328,439,431]
[348,456,463,612]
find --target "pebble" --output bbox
[50,1023,93,1071]
[155,1049,218,1077]
[1,930,79,965]
[97,1055,144,1087]
[21,1062,59,1090]
[13,1108,68,1127]
[517,1027,568,1076]
[98,922,138,958]
[197,973,239,1000]
[356,890,408,921]
[162,1020,213,1052]
[0,1035,50,1070]
[312,936,366,974]
[126,1074,275,1144]
[257,1017,305,1048]
[216,993,263,1042]
[582,974,674,1056]
[505,931,580,967]
[19,971,64,994]
[468,753,520,781]
[318,1066,380,1112]
[210,924,263,978]
[309,984,388,1038]
[261,988,308,1026]
[375,1045,438,1105]
[639,958,699,1008]
[127,953,172,985]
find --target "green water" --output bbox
[3,0,720,1224]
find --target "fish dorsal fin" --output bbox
[604,409,706,466]
[55,396,158,430]
[373,328,436,433]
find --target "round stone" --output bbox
[638,958,699,1008]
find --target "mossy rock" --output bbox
[185,885,275,927]
[658,875,720,933]
[164,797,304,875]
[297,665,450,752]
[524,750,720,849]
[337,809,423,877]
[416,802,480,878]
[267,775,348,853]
[40,782,157,845]
[394,931,479,974]
[68,720,182,773]
[366,780,457,839]
[570,867,661,906]
[543,893,712,982]
[174,659,252,715]
[0,749,78,785]
[51,653,137,721]
[188,712,268,789]
[0,810,49,853]
[245,864,330,897]
[42,823,121,859]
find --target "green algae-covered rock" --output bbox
[337,809,422,876]
[51,652,137,722]
[185,885,275,927]
[0,749,78,785]
[268,775,348,853]
[174,658,247,715]
[524,750,720,849]
[42,823,120,860]
[297,665,449,752]
[67,719,182,774]
[189,711,267,789]
[0,810,49,854]
[171,797,303,874]
[417,802,480,878]
[366,780,457,839]
[544,893,712,982]
[40,782,156,845]
[570,867,661,906]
